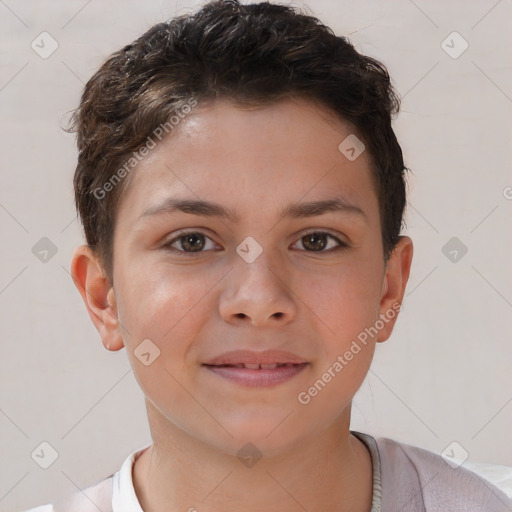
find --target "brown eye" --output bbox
[178,233,205,252]
[164,231,217,255]
[294,232,346,252]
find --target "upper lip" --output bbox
[203,350,308,366]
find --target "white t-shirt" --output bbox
[24,432,512,512]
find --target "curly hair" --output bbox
[68,0,408,286]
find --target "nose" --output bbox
[218,255,298,327]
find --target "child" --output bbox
[25,1,512,510]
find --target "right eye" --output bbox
[162,231,219,256]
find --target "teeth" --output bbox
[222,363,296,369]
[242,363,281,369]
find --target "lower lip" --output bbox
[203,363,309,388]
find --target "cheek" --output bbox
[118,261,215,341]
[301,259,382,340]
[116,267,216,421]
[114,264,217,401]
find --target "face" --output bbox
[74,97,412,456]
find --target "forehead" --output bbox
[115,97,378,228]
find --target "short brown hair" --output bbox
[68,0,408,286]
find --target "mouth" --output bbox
[203,363,309,387]
[203,349,308,367]
[206,362,301,370]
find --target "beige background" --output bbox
[1,0,511,510]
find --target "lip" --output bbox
[204,363,309,388]
[202,350,309,388]
[203,349,308,366]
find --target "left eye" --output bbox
[292,231,346,252]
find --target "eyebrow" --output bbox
[138,197,366,223]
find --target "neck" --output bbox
[133,401,373,512]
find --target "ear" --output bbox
[70,245,124,351]
[376,236,413,343]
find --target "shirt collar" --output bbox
[111,433,381,512]
[112,442,151,512]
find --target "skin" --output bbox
[71,97,413,512]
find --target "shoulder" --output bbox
[23,475,113,512]
[22,443,150,512]
[374,436,512,512]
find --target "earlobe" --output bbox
[70,245,124,351]
[376,236,413,343]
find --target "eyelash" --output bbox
[162,230,348,257]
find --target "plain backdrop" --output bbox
[1,0,511,510]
